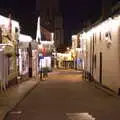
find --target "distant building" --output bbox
[54,14,64,49]
[36,0,65,51]
[36,0,58,32]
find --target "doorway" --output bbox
[99,52,102,84]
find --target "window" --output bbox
[99,32,101,41]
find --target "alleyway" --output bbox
[4,70,120,120]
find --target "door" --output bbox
[99,52,102,84]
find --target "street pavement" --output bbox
[0,78,39,120]
[4,69,120,120]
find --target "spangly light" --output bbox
[81,32,86,40]
[51,32,54,41]
[76,48,82,51]
[79,34,82,40]
[116,14,120,20]
[72,35,77,40]
[19,34,32,42]
[40,41,54,45]
[113,15,120,26]
[67,47,70,50]
[107,17,113,29]
[100,17,113,32]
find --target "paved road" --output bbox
[4,70,120,120]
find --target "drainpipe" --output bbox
[28,42,32,77]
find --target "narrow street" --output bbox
[4,70,120,120]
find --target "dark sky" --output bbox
[61,0,118,31]
[0,0,119,40]
[62,0,101,28]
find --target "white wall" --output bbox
[101,24,120,92]
[84,17,120,92]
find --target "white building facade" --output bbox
[80,14,120,94]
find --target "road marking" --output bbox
[10,110,22,114]
[66,113,96,120]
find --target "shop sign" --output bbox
[39,56,44,59]
[105,31,112,48]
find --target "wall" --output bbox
[84,16,120,93]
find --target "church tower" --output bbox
[36,0,64,50]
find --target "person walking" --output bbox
[43,67,48,80]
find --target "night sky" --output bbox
[0,0,119,42]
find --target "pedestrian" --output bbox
[43,67,48,80]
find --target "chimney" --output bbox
[102,0,112,20]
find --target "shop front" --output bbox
[19,48,29,77]
[18,34,32,81]
[0,44,18,90]
[38,53,52,72]
[0,15,20,89]
[38,41,54,72]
